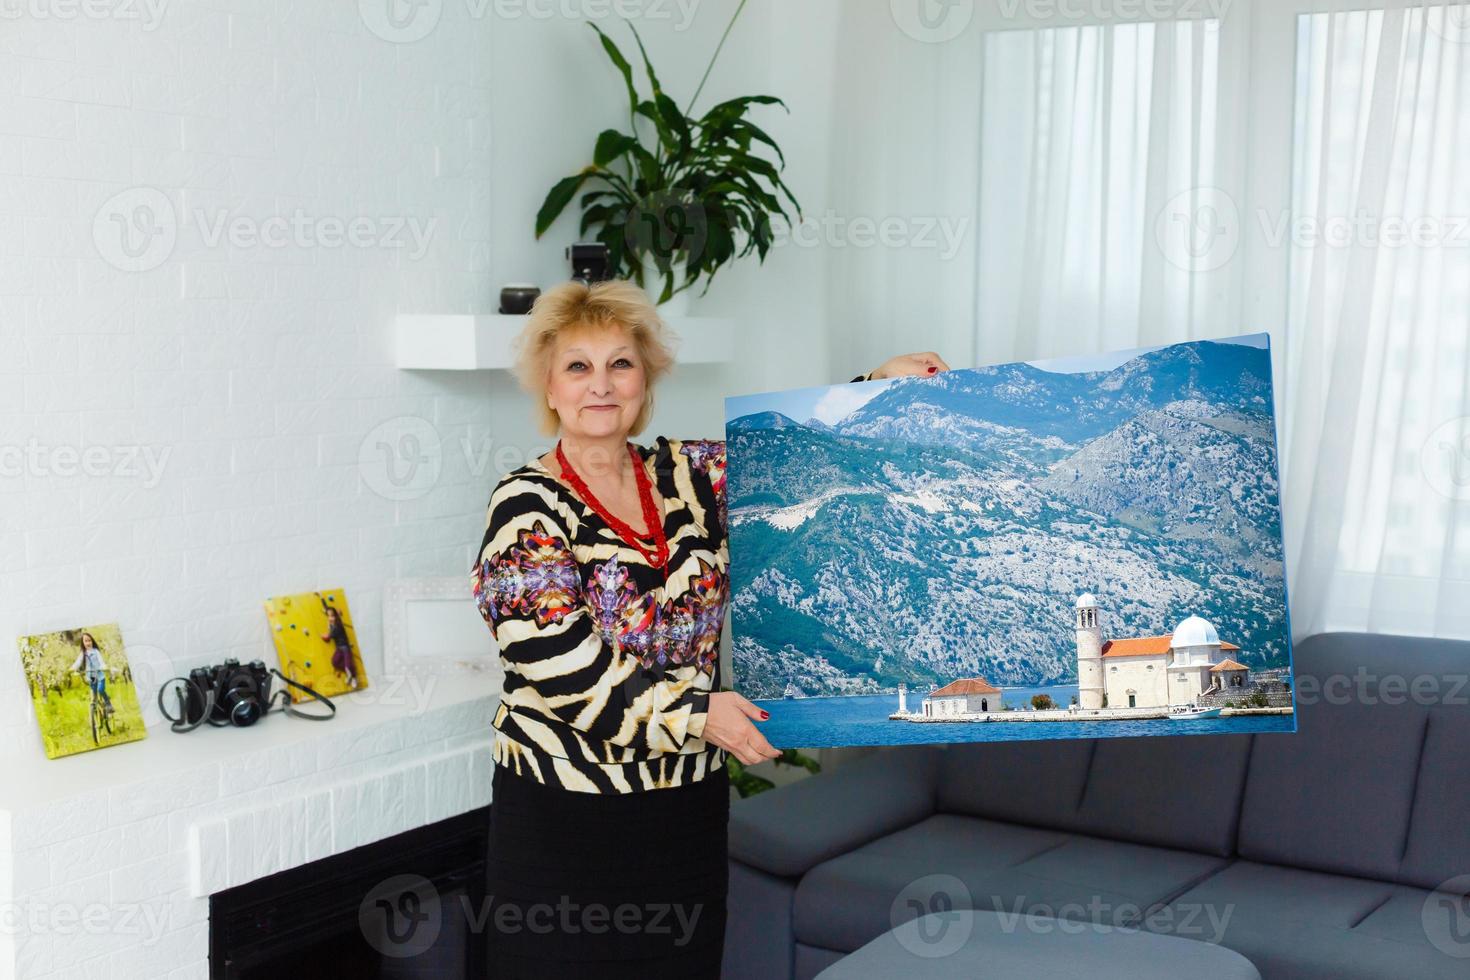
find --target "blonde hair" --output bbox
[513,279,677,437]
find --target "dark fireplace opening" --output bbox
[210,806,489,979]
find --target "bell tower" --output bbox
[1076,593,1104,710]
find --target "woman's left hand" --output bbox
[869,351,950,380]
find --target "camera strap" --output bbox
[158,681,221,733]
[267,668,337,721]
[158,668,338,732]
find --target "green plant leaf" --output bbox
[729,118,786,167]
[699,94,786,125]
[535,171,593,238]
[593,129,639,167]
[655,92,690,157]
[626,21,664,100]
[634,100,675,161]
[539,10,801,297]
[587,23,639,123]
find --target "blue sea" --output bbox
[750,686,1295,749]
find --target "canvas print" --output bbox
[18,624,149,758]
[263,589,368,700]
[725,332,1296,749]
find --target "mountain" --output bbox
[836,340,1274,457]
[727,339,1291,700]
[727,411,801,432]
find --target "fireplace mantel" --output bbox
[0,675,500,979]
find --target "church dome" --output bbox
[1075,593,1097,609]
[1171,614,1220,648]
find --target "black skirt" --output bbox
[484,761,730,978]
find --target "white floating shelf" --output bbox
[394,313,734,370]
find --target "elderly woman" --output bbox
[471,278,948,976]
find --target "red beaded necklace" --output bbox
[555,440,670,570]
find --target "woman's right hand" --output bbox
[701,691,783,765]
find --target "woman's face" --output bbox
[546,322,646,443]
[81,634,94,649]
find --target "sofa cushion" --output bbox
[730,746,941,878]
[722,862,798,980]
[795,944,845,980]
[1398,703,1470,893]
[935,738,1096,832]
[1237,631,1437,880]
[936,730,1253,857]
[792,812,1229,952]
[815,910,1262,980]
[1146,859,1469,979]
[1078,733,1254,857]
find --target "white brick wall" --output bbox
[0,0,813,764]
[0,0,511,762]
[1,0,834,974]
[3,688,496,979]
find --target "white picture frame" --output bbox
[382,577,502,682]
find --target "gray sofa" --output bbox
[722,631,1470,979]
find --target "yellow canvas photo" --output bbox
[263,589,367,700]
[17,624,148,759]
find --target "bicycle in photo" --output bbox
[88,673,113,745]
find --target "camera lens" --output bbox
[230,698,262,726]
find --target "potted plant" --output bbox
[727,747,822,798]
[535,3,802,311]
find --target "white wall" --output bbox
[0,0,836,762]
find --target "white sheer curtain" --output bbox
[1284,5,1470,638]
[975,17,1239,365]
[822,0,1470,643]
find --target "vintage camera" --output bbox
[182,658,273,727]
[566,241,611,284]
[160,657,337,733]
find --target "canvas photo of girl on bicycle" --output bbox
[16,624,148,759]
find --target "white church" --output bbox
[1075,593,1251,709]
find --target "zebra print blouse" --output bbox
[471,436,730,794]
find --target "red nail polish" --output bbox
[760,711,769,719]
[927,365,938,374]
